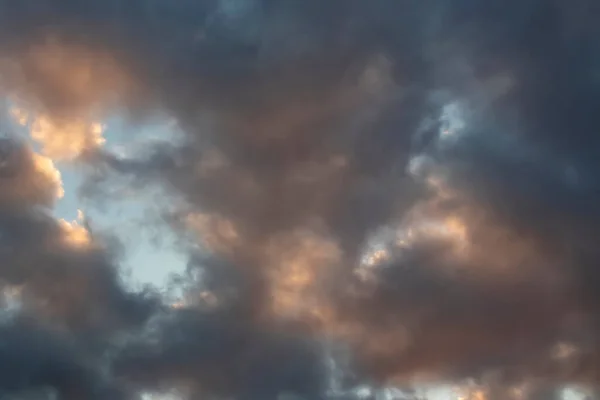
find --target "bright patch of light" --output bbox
[355,228,396,282]
[266,230,340,319]
[452,381,487,400]
[58,213,91,248]
[438,101,467,144]
[29,114,105,159]
[551,341,578,361]
[562,386,593,400]
[1,285,23,314]
[31,151,65,199]
[353,385,373,399]
[140,391,183,400]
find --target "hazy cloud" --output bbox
[0,1,599,399]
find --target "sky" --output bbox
[52,115,188,289]
[0,1,599,400]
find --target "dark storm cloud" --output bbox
[0,208,157,331]
[0,0,600,399]
[0,315,126,400]
[113,308,327,400]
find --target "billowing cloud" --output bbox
[0,1,599,400]
[0,138,64,207]
[0,130,157,398]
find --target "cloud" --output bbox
[0,138,158,332]
[0,138,64,207]
[0,316,129,400]
[0,1,599,399]
[0,130,158,398]
[112,309,327,400]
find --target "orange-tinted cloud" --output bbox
[0,1,599,400]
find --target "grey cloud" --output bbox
[0,1,600,399]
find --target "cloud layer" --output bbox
[0,1,599,399]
